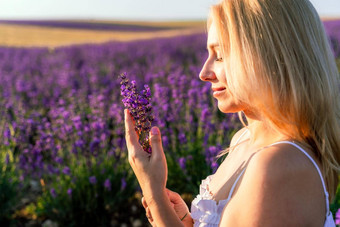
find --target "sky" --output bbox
[0,0,339,21]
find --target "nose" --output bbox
[199,60,216,82]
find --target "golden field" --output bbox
[0,21,206,48]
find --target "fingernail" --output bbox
[151,127,158,135]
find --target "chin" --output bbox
[217,101,242,114]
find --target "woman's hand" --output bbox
[142,188,193,227]
[124,109,168,202]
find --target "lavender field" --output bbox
[0,19,340,226]
[324,19,340,58]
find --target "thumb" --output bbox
[149,127,164,161]
[166,188,182,204]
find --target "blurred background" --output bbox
[0,0,339,47]
[0,1,339,227]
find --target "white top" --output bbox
[191,130,335,227]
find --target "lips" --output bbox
[212,87,226,92]
[212,87,226,97]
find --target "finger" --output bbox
[124,109,139,146]
[125,110,144,163]
[146,207,152,217]
[165,188,181,203]
[149,127,164,161]
[146,207,153,222]
[125,109,140,139]
[141,197,148,209]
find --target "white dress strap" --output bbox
[225,129,249,199]
[227,168,246,200]
[223,129,249,201]
[269,141,330,215]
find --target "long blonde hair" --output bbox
[210,0,340,200]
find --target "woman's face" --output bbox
[199,22,245,114]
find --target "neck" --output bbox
[244,112,290,147]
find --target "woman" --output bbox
[124,0,340,226]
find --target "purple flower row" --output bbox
[323,19,340,58]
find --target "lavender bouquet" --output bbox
[119,73,154,153]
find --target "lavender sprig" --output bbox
[119,73,154,153]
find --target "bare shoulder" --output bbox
[220,143,325,227]
[247,143,318,178]
[229,127,248,147]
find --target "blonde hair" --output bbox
[210,0,340,200]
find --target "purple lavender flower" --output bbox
[121,177,127,190]
[50,188,57,198]
[67,188,72,197]
[4,127,10,139]
[119,73,154,153]
[178,132,187,144]
[162,135,169,148]
[206,146,221,172]
[89,176,97,185]
[335,208,340,225]
[89,138,101,154]
[178,157,186,170]
[62,166,71,175]
[55,157,63,164]
[74,139,84,148]
[104,178,111,191]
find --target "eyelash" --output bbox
[214,51,222,62]
[207,50,223,62]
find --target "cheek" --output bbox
[216,68,227,84]
[218,70,228,90]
